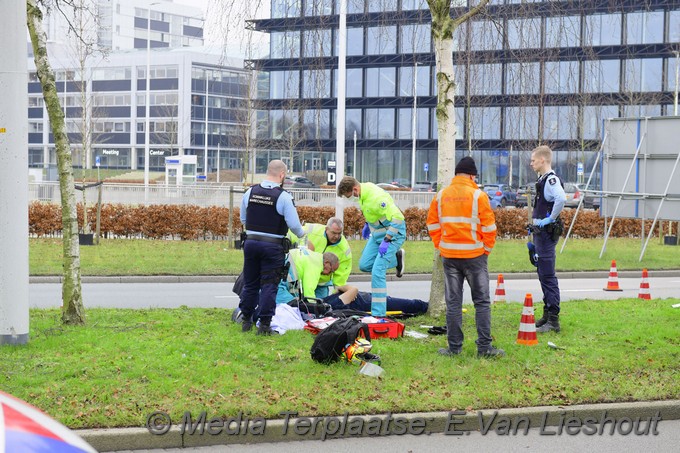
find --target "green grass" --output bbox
[2,299,678,429]
[29,237,680,276]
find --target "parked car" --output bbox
[283,175,317,188]
[515,183,535,208]
[377,183,401,191]
[391,178,411,188]
[412,181,437,192]
[483,184,518,208]
[569,183,600,210]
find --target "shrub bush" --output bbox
[28,201,674,241]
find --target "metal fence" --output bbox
[28,182,436,210]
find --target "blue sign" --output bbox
[95,156,101,167]
[196,175,207,181]
[577,162,584,175]
[423,162,429,172]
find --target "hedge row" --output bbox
[28,202,674,240]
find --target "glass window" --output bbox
[365,67,396,97]
[626,11,664,44]
[400,66,430,97]
[304,29,331,57]
[367,26,397,54]
[269,70,300,99]
[505,62,540,95]
[271,109,299,139]
[583,60,620,93]
[505,107,538,140]
[470,20,503,51]
[365,108,395,139]
[623,104,661,118]
[303,109,330,139]
[400,24,431,54]
[545,16,580,48]
[335,0,364,14]
[402,0,428,10]
[303,69,331,98]
[582,106,618,139]
[346,109,362,138]
[305,0,332,16]
[543,106,577,140]
[544,61,579,94]
[369,0,396,12]
[585,14,622,46]
[624,58,662,92]
[670,11,680,44]
[346,68,363,97]
[667,57,680,92]
[507,18,541,50]
[469,107,501,140]
[271,0,300,18]
[398,108,429,139]
[270,31,300,59]
[346,27,364,56]
[469,64,502,95]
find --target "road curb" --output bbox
[29,269,680,284]
[78,399,680,452]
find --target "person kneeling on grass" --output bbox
[322,284,428,315]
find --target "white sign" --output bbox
[150,150,166,156]
[577,162,584,175]
[102,149,119,156]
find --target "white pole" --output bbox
[144,7,152,202]
[204,69,209,178]
[674,51,679,116]
[0,0,29,345]
[216,142,220,183]
[334,0,347,221]
[353,130,357,178]
[410,63,418,188]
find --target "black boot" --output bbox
[241,319,253,332]
[257,320,274,336]
[536,313,560,333]
[535,306,549,328]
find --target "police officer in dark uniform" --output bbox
[530,146,566,333]
[239,160,305,335]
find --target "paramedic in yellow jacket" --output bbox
[276,248,339,304]
[426,156,504,358]
[289,218,352,298]
[337,176,406,316]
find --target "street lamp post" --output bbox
[144,3,161,201]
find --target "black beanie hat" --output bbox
[455,156,478,176]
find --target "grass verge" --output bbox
[2,299,679,429]
[29,237,680,276]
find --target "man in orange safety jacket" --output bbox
[427,156,505,359]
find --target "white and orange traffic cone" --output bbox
[493,273,506,303]
[603,259,623,291]
[638,268,651,300]
[517,293,538,346]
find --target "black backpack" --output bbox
[310,317,371,364]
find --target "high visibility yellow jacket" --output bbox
[301,223,352,286]
[426,176,497,259]
[288,248,323,299]
[359,182,405,237]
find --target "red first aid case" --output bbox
[365,318,405,339]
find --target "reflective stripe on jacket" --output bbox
[426,175,497,259]
[303,223,352,287]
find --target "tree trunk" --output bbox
[27,0,85,324]
[427,0,489,316]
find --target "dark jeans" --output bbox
[442,254,492,353]
[323,292,428,314]
[533,228,560,314]
[239,239,284,324]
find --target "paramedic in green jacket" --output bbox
[337,176,406,317]
[289,218,352,298]
[276,248,340,304]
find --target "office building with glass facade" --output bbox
[249,0,679,186]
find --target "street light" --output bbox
[144,2,161,201]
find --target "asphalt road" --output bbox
[28,276,680,309]
[115,419,680,453]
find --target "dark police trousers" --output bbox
[239,239,284,324]
[534,228,561,314]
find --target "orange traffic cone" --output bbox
[517,293,538,346]
[603,260,623,291]
[638,269,651,300]
[493,274,506,303]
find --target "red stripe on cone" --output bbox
[517,293,538,346]
[493,273,506,303]
[638,268,651,300]
[603,259,623,291]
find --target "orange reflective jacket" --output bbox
[427,175,497,259]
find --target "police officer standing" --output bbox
[239,160,305,335]
[530,146,567,333]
